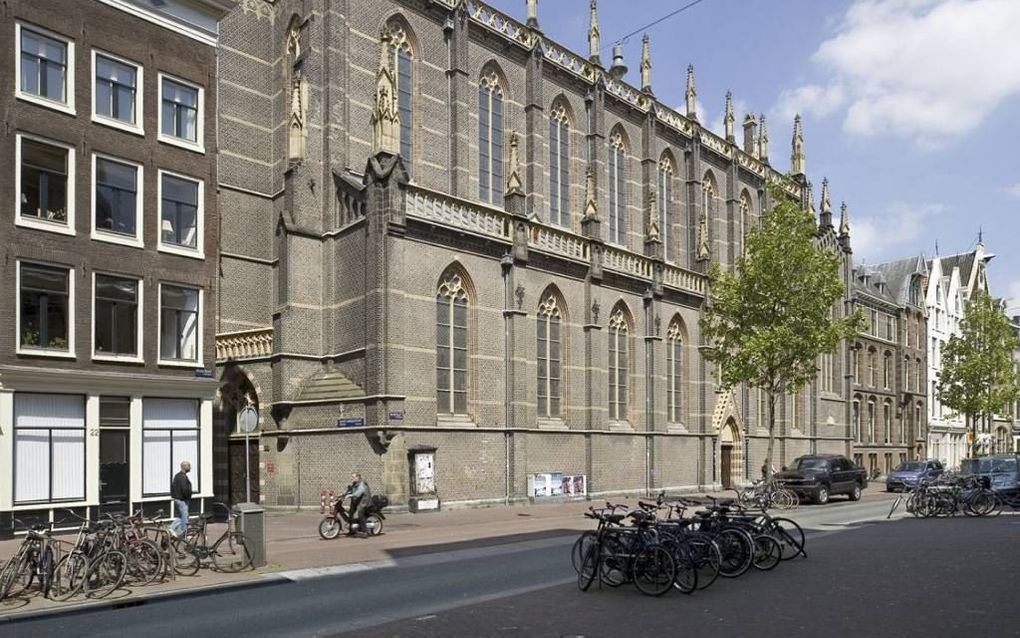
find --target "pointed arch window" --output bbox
[658,157,674,261]
[478,71,504,206]
[607,133,626,245]
[436,271,469,415]
[548,103,570,227]
[852,398,861,440]
[666,321,683,422]
[883,401,891,443]
[867,400,876,442]
[702,176,715,225]
[387,21,413,171]
[537,295,563,418]
[608,309,629,421]
[739,191,753,255]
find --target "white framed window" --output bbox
[15,22,75,115]
[436,271,469,415]
[92,272,143,362]
[477,71,504,206]
[537,295,562,418]
[17,260,75,358]
[15,132,75,235]
[158,170,204,258]
[666,321,683,423]
[548,103,570,227]
[158,73,204,152]
[659,157,675,260]
[91,49,143,135]
[142,398,200,496]
[607,133,627,245]
[91,153,143,248]
[14,393,86,504]
[158,283,202,366]
[608,309,629,421]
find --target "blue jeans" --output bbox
[172,499,189,535]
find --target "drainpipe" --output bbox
[501,253,514,505]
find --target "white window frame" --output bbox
[14,22,76,115]
[14,132,76,236]
[157,169,205,259]
[157,282,203,367]
[91,271,144,363]
[91,152,144,248]
[91,48,144,136]
[16,259,76,359]
[157,72,204,153]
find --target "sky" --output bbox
[488,0,1020,312]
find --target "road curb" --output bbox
[0,573,289,625]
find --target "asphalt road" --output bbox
[3,497,1015,638]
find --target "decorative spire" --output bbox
[646,188,660,242]
[506,130,523,193]
[839,201,850,237]
[758,113,769,161]
[685,64,697,121]
[640,34,652,94]
[588,0,600,64]
[791,114,806,175]
[526,0,538,28]
[371,28,400,156]
[742,113,758,157]
[724,91,735,143]
[820,177,831,214]
[807,180,816,213]
[583,166,598,221]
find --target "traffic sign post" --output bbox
[237,405,259,503]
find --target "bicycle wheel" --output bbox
[571,531,596,573]
[84,551,127,599]
[684,533,722,590]
[126,540,164,587]
[598,535,629,588]
[39,545,54,598]
[779,489,800,510]
[212,532,253,573]
[0,552,26,601]
[737,488,757,508]
[716,528,753,578]
[167,536,200,576]
[319,517,342,540]
[664,538,698,594]
[577,545,598,592]
[766,517,806,560]
[50,553,88,602]
[965,490,998,517]
[752,535,782,571]
[632,545,675,597]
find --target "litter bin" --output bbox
[233,502,266,568]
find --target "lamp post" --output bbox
[237,403,259,503]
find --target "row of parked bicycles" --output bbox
[572,493,806,597]
[735,479,800,511]
[887,472,1020,519]
[0,503,252,604]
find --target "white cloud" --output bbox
[780,0,1020,148]
[851,202,946,261]
[1006,183,1020,198]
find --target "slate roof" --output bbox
[871,255,928,307]
[851,264,898,306]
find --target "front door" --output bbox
[99,429,130,515]
[229,438,260,505]
[721,445,733,489]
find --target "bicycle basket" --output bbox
[371,495,389,509]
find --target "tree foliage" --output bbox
[700,184,864,477]
[936,290,1020,455]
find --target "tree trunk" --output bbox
[764,391,777,479]
[966,412,974,459]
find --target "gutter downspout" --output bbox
[501,253,513,505]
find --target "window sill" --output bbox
[17,92,76,116]
[666,423,687,434]
[13,498,87,510]
[158,359,201,368]
[537,418,568,431]
[92,114,145,137]
[437,414,477,428]
[16,347,75,359]
[94,353,144,364]
[158,244,205,260]
[15,217,75,236]
[158,134,204,155]
[91,230,144,249]
[608,421,633,432]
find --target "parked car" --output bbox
[775,454,869,504]
[885,459,944,492]
[960,453,1020,498]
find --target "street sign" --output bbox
[338,417,365,428]
[238,405,259,434]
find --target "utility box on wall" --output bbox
[408,446,440,513]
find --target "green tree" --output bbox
[936,290,1020,457]
[700,185,864,479]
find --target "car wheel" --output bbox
[815,486,829,505]
[849,484,862,501]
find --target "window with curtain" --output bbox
[883,402,891,442]
[436,271,468,415]
[852,399,861,440]
[143,398,199,496]
[478,71,504,206]
[608,309,629,421]
[387,21,413,170]
[19,26,68,104]
[548,103,570,227]
[14,393,85,503]
[160,172,200,250]
[658,157,674,260]
[19,136,69,224]
[95,155,139,239]
[667,321,683,423]
[607,133,626,245]
[161,76,199,143]
[883,353,891,389]
[20,262,70,351]
[537,295,562,418]
[160,284,199,362]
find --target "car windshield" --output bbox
[962,457,1018,475]
[794,458,829,471]
[895,462,926,472]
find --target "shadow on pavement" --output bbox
[383,528,579,561]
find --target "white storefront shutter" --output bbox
[14,393,85,503]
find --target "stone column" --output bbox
[447,7,472,199]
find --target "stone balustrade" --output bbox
[216,328,274,361]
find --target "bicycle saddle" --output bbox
[199,512,215,521]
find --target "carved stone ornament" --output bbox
[371,29,400,156]
[582,166,599,221]
[591,299,600,324]
[646,188,660,242]
[506,129,523,193]
[515,283,525,310]
[697,211,710,261]
[655,314,662,336]
[685,64,697,120]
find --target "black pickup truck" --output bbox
[774,454,868,504]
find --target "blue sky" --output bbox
[489,0,1020,312]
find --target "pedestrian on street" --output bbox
[171,460,193,537]
[347,471,372,538]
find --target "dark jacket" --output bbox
[171,471,193,501]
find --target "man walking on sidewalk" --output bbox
[171,461,193,536]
